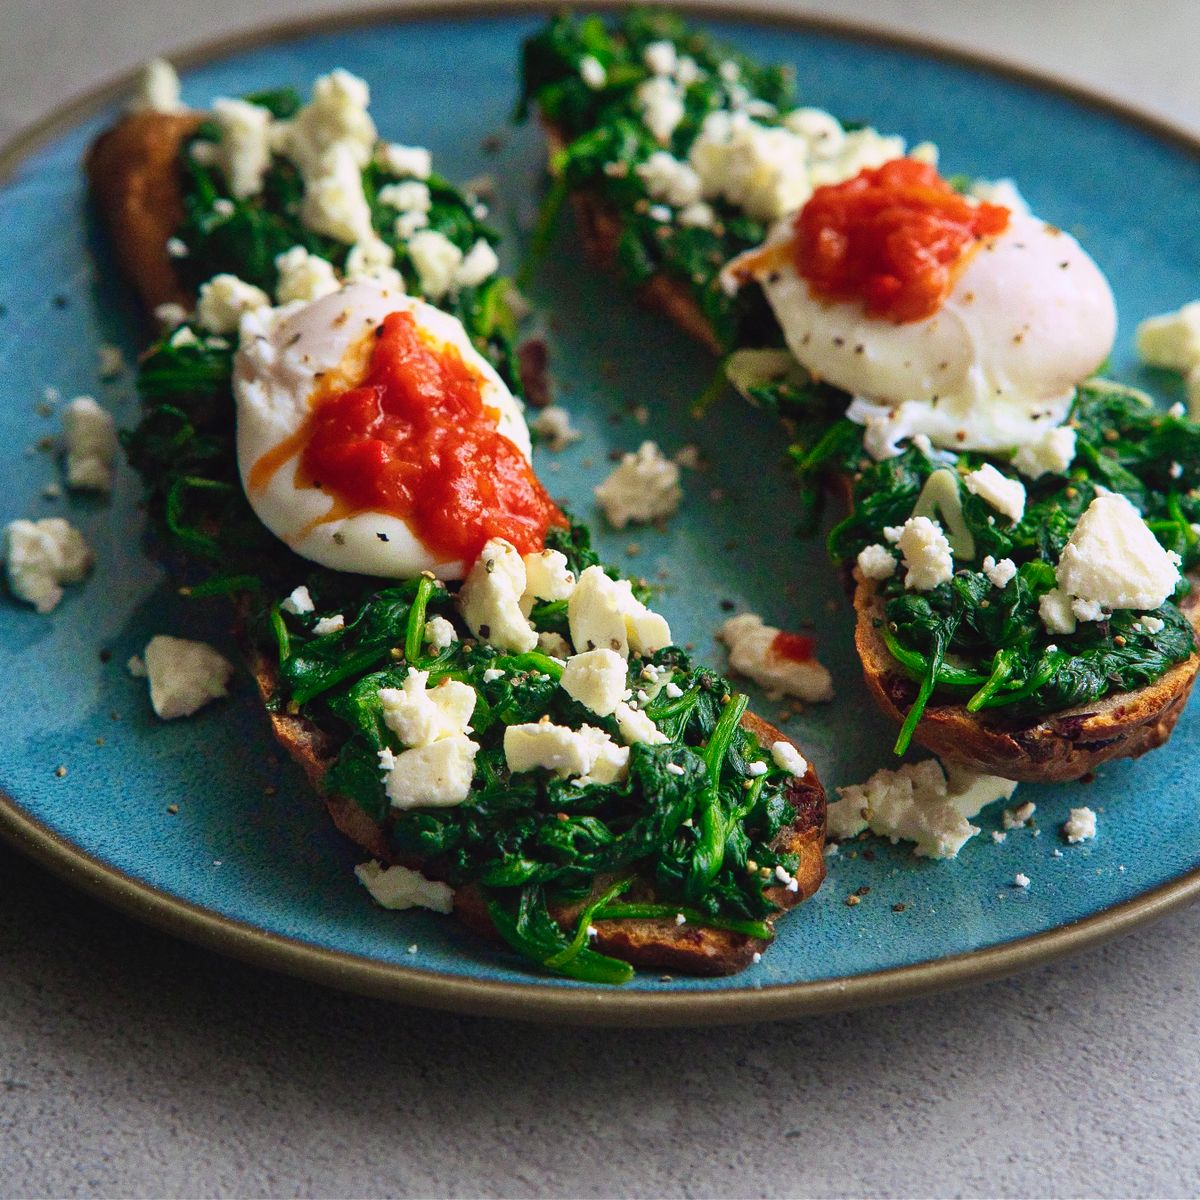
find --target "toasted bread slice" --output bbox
[853,572,1200,783]
[89,110,826,976]
[542,117,1200,784]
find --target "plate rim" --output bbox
[2,0,1199,1027]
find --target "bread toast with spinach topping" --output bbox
[520,8,1200,782]
[87,76,825,981]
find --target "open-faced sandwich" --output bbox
[81,62,826,980]
[520,8,1200,785]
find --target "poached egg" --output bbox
[233,280,531,580]
[730,209,1117,458]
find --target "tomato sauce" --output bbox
[256,311,564,566]
[793,159,1010,323]
[771,630,816,664]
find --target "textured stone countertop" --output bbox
[1,2,1199,1196]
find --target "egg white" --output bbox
[233,280,532,580]
[740,211,1117,457]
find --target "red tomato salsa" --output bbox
[793,158,1010,324]
[258,310,564,566]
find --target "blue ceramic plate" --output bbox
[2,4,1199,1025]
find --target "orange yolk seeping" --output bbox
[250,310,564,566]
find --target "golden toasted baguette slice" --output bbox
[542,117,1200,785]
[89,110,827,975]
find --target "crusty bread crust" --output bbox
[86,112,200,314]
[853,572,1200,783]
[543,116,1200,784]
[89,111,826,975]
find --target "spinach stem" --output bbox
[688,693,748,896]
[545,875,634,968]
[405,575,437,665]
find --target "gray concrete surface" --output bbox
[2,2,1200,1196]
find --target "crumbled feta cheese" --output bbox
[1135,301,1200,372]
[481,668,505,683]
[521,548,575,613]
[455,239,500,289]
[195,274,270,333]
[344,237,404,291]
[210,97,274,199]
[594,441,682,528]
[717,612,834,703]
[379,667,476,747]
[897,516,954,591]
[3,518,93,613]
[354,860,453,913]
[746,760,768,777]
[969,178,1031,215]
[964,463,1026,523]
[140,635,234,720]
[537,630,573,659]
[313,614,345,635]
[378,180,431,212]
[982,555,1018,589]
[394,210,430,240]
[128,58,185,114]
[383,736,479,808]
[856,543,897,581]
[274,245,340,304]
[770,740,807,777]
[1002,801,1037,830]
[636,76,685,144]
[1056,493,1181,610]
[375,142,432,179]
[302,142,376,244]
[677,201,716,229]
[643,40,678,76]
[459,537,537,652]
[828,760,1017,858]
[170,325,199,348]
[531,406,581,451]
[154,302,191,330]
[423,615,457,650]
[614,701,668,746]
[281,585,314,615]
[560,648,627,717]
[1011,425,1077,481]
[647,204,673,223]
[1071,597,1106,623]
[579,55,607,90]
[690,111,810,222]
[62,396,118,492]
[279,68,377,177]
[407,229,464,302]
[692,109,905,224]
[673,55,703,85]
[97,344,126,379]
[568,565,671,658]
[1134,615,1165,635]
[1063,806,1097,843]
[504,721,629,785]
[127,654,147,678]
[1014,873,1031,889]
[212,198,234,217]
[1039,587,1077,635]
[636,151,703,207]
